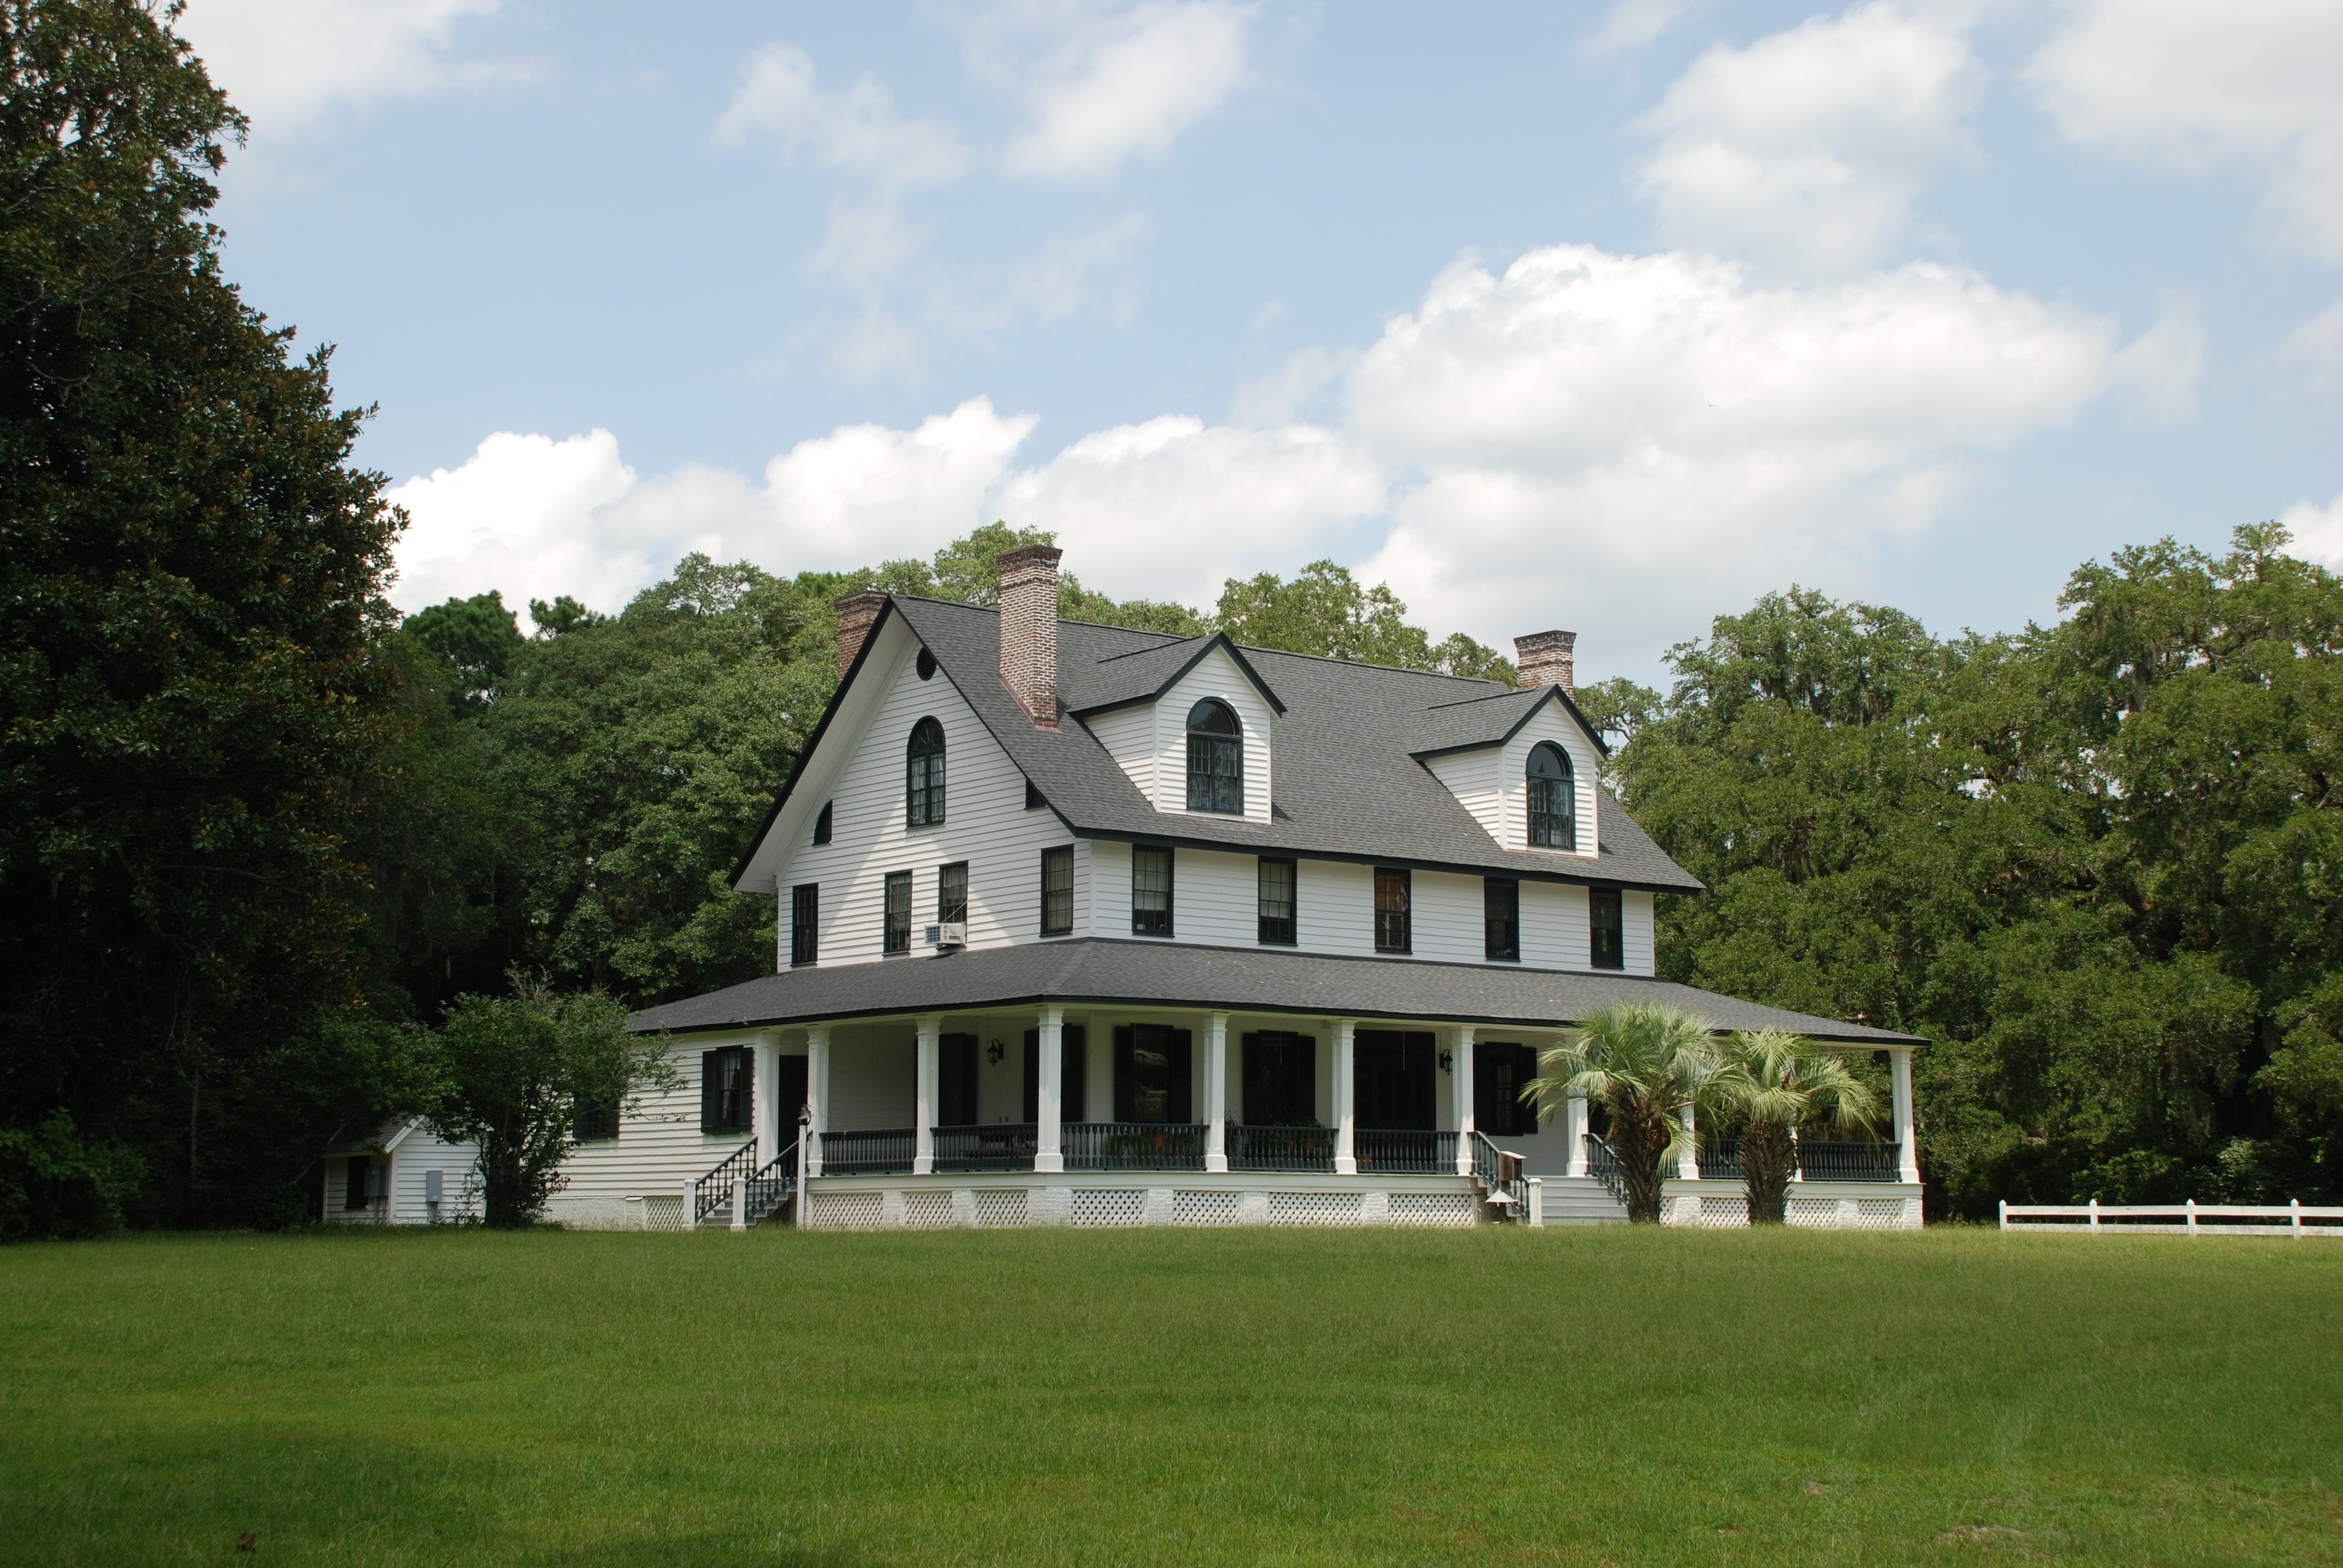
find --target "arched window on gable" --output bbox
[1185,699,1244,814]
[906,717,946,826]
[1527,742,1576,850]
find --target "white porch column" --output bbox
[804,1027,830,1177]
[753,1034,780,1168]
[1035,1005,1066,1174]
[1451,1027,1476,1175]
[914,1014,940,1175]
[1204,1011,1230,1174]
[1332,1019,1357,1175]
[1890,1047,1920,1183]
[1678,1101,1699,1180]
[1565,1088,1590,1178]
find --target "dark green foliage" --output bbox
[1616,526,2343,1214]
[0,0,405,1227]
[1214,559,1514,678]
[403,590,523,703]
[0,1110,141,1239]
[417,980,673,1227]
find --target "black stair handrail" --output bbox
[1582,1133,1626,1203]
[695,1137,760,1226]
[1469,1129,1527,1218]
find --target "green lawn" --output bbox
[1,1226,2338,1567]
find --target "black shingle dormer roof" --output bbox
[738,594,1700,894]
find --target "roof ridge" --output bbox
[1422,687,1543,712]
[889,592,1194,644]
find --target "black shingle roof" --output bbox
[871,595,1700,892]
[631,938,1923,1045]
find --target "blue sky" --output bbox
[181,1,2343,681]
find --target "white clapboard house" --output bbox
[336,544,1925,1231]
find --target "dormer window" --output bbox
[1527,742,1575,850]
[1185,699,1243,814]
[906,717,946,826]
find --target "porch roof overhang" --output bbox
[629,939,1927,1047]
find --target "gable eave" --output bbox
[1069,632,1288,719]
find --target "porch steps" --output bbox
[1539,1176,1629,1226]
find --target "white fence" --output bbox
[2001,1199,2343,1236]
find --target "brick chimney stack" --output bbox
[997,544,1063,727]
[1513,630,1577,694]
[834,590,886,681]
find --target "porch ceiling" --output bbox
[630,939,1925,1046]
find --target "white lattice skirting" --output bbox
[1269,1192,1367,1227]
[1070,1189,1147,1227]
[1173,1191,1241,1226]
[1387,1193,1478,1228]
[1657,1189,1923,1230]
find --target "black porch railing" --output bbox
[819,1128,916,1176]
[1582,1134,1625,1203]
[694,1138,760,1226]
[933,1123,1037,1173]
[1064,1122,1205,1171]
[1691,1135,1902,1183]
[1353,1129,1458,1174]
[1230,1124,1334,1172]
[1798,1141,1902,1182]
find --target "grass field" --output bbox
[1,1225,2338,1566]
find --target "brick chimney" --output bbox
[997,544,1063,727]
[834,590,886,681]
[1514,629,1576,694]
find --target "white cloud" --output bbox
[1583,0,1705,57]
[393,242,2154,667]
[998,2,1254,181]
[716,41,973,281]
[997,419,1386,604]
[1344,243,2125,650]
[715,42,972,189]
[388,430,650,624]
[2111,294,2208,423]
[176,0,505,131]
[1630,2,1981,277]
[2031,0,2343,263]
[2283,298,2343,394]
[2282,490,2343,569]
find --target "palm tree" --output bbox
[1527,1002,1719,1223]
[1705,1030,1880,1224]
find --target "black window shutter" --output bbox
[1113,1025,1135,1122]
[735,1047,754,1132]
[344,1155,369,1210]
[1168,1030,1193,1123]
[1022,1029,1040,1124]
[1239,1033,1259,1125]
[1063,1026,1087,1123]
[701,1050,722,1134]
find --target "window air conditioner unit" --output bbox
[928,922,966,949]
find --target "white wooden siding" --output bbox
[1521,880,1588,969]
[1424,750,1501,841]
[1152,648,1275,822]
[1498,705,1602,860]
[554,1036,773,1214]
[773,633,1081,966]
[387,1126,481,1223]
[1087,705,1157,803]
[1409,871,1483,962]
[1624,890,1656,976]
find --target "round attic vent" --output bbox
[916,648,937,680]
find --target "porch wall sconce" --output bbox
[1438,1048,1453,1073]
[986,1038,1005,1065]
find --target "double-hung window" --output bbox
[1257,857,1297,946]
[1185,699,1244,813]
[1484,878,1519,962]
[1374,867,1411,953]
[1132,846,1174,937]
[1040,846,1074,936]
[883,871,912,955]
[906,717,946,827]
[937,862,968,925]
[1527,742,1576,850]
[790,883,819,967]
[1590,886,1624,970]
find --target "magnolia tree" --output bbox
[1529,1002,1719,1223]
[422,979,678,1227]
[1706,1030,1879,1224]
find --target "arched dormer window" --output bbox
[1185,698,1244,814]
[1527,742,1576,850]
[906,717,946,826]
